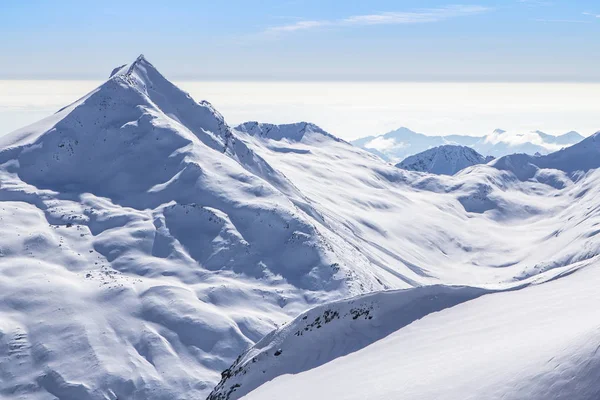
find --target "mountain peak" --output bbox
[108,54,160,85]
[109,54,147,78]
[559,131,584,140]
[396,145,492,175]
[386,126,419,137]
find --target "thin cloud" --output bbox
[264,5,491,35]
[517,0,552,6]
[342,6,489,25]
[268,20,328,33]
[582,12,600,18]
[534,18,591,23]
[533,10,598,23]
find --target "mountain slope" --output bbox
[204,121,600,398]
[396,145,494,175]
[209,284,491,399]
[352,127,584,162]
[0,56,387,400]
[236,121,600,287]
[242,261,600,400]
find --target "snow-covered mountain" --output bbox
[210,122,600,399]
[236,121,343,143]
[2,56,600,400]
[0,56,387,400]
[396,145,494,175]
[491,132,600,180]
[353,127,585,162]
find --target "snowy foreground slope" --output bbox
[1,56,600,400]
[207,122,600,399]
[241,263,600,400]
[396,144,494,175]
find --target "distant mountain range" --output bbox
[352,127,585,162]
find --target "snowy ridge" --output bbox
[396,144,494,175]
[208,284,489,399]
[210,256,593,400]
[236,121,342,143]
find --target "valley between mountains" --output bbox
[1,56,599,400]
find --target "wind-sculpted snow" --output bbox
[396,144,494,175]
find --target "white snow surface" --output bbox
[396,144,494,175]
[1,56,600,400]
[242,263,600,400]
[0,56,385,400]
[208,121,600,399]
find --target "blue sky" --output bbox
[1,0,599,80]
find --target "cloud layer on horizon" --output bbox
[264,5,491,34]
